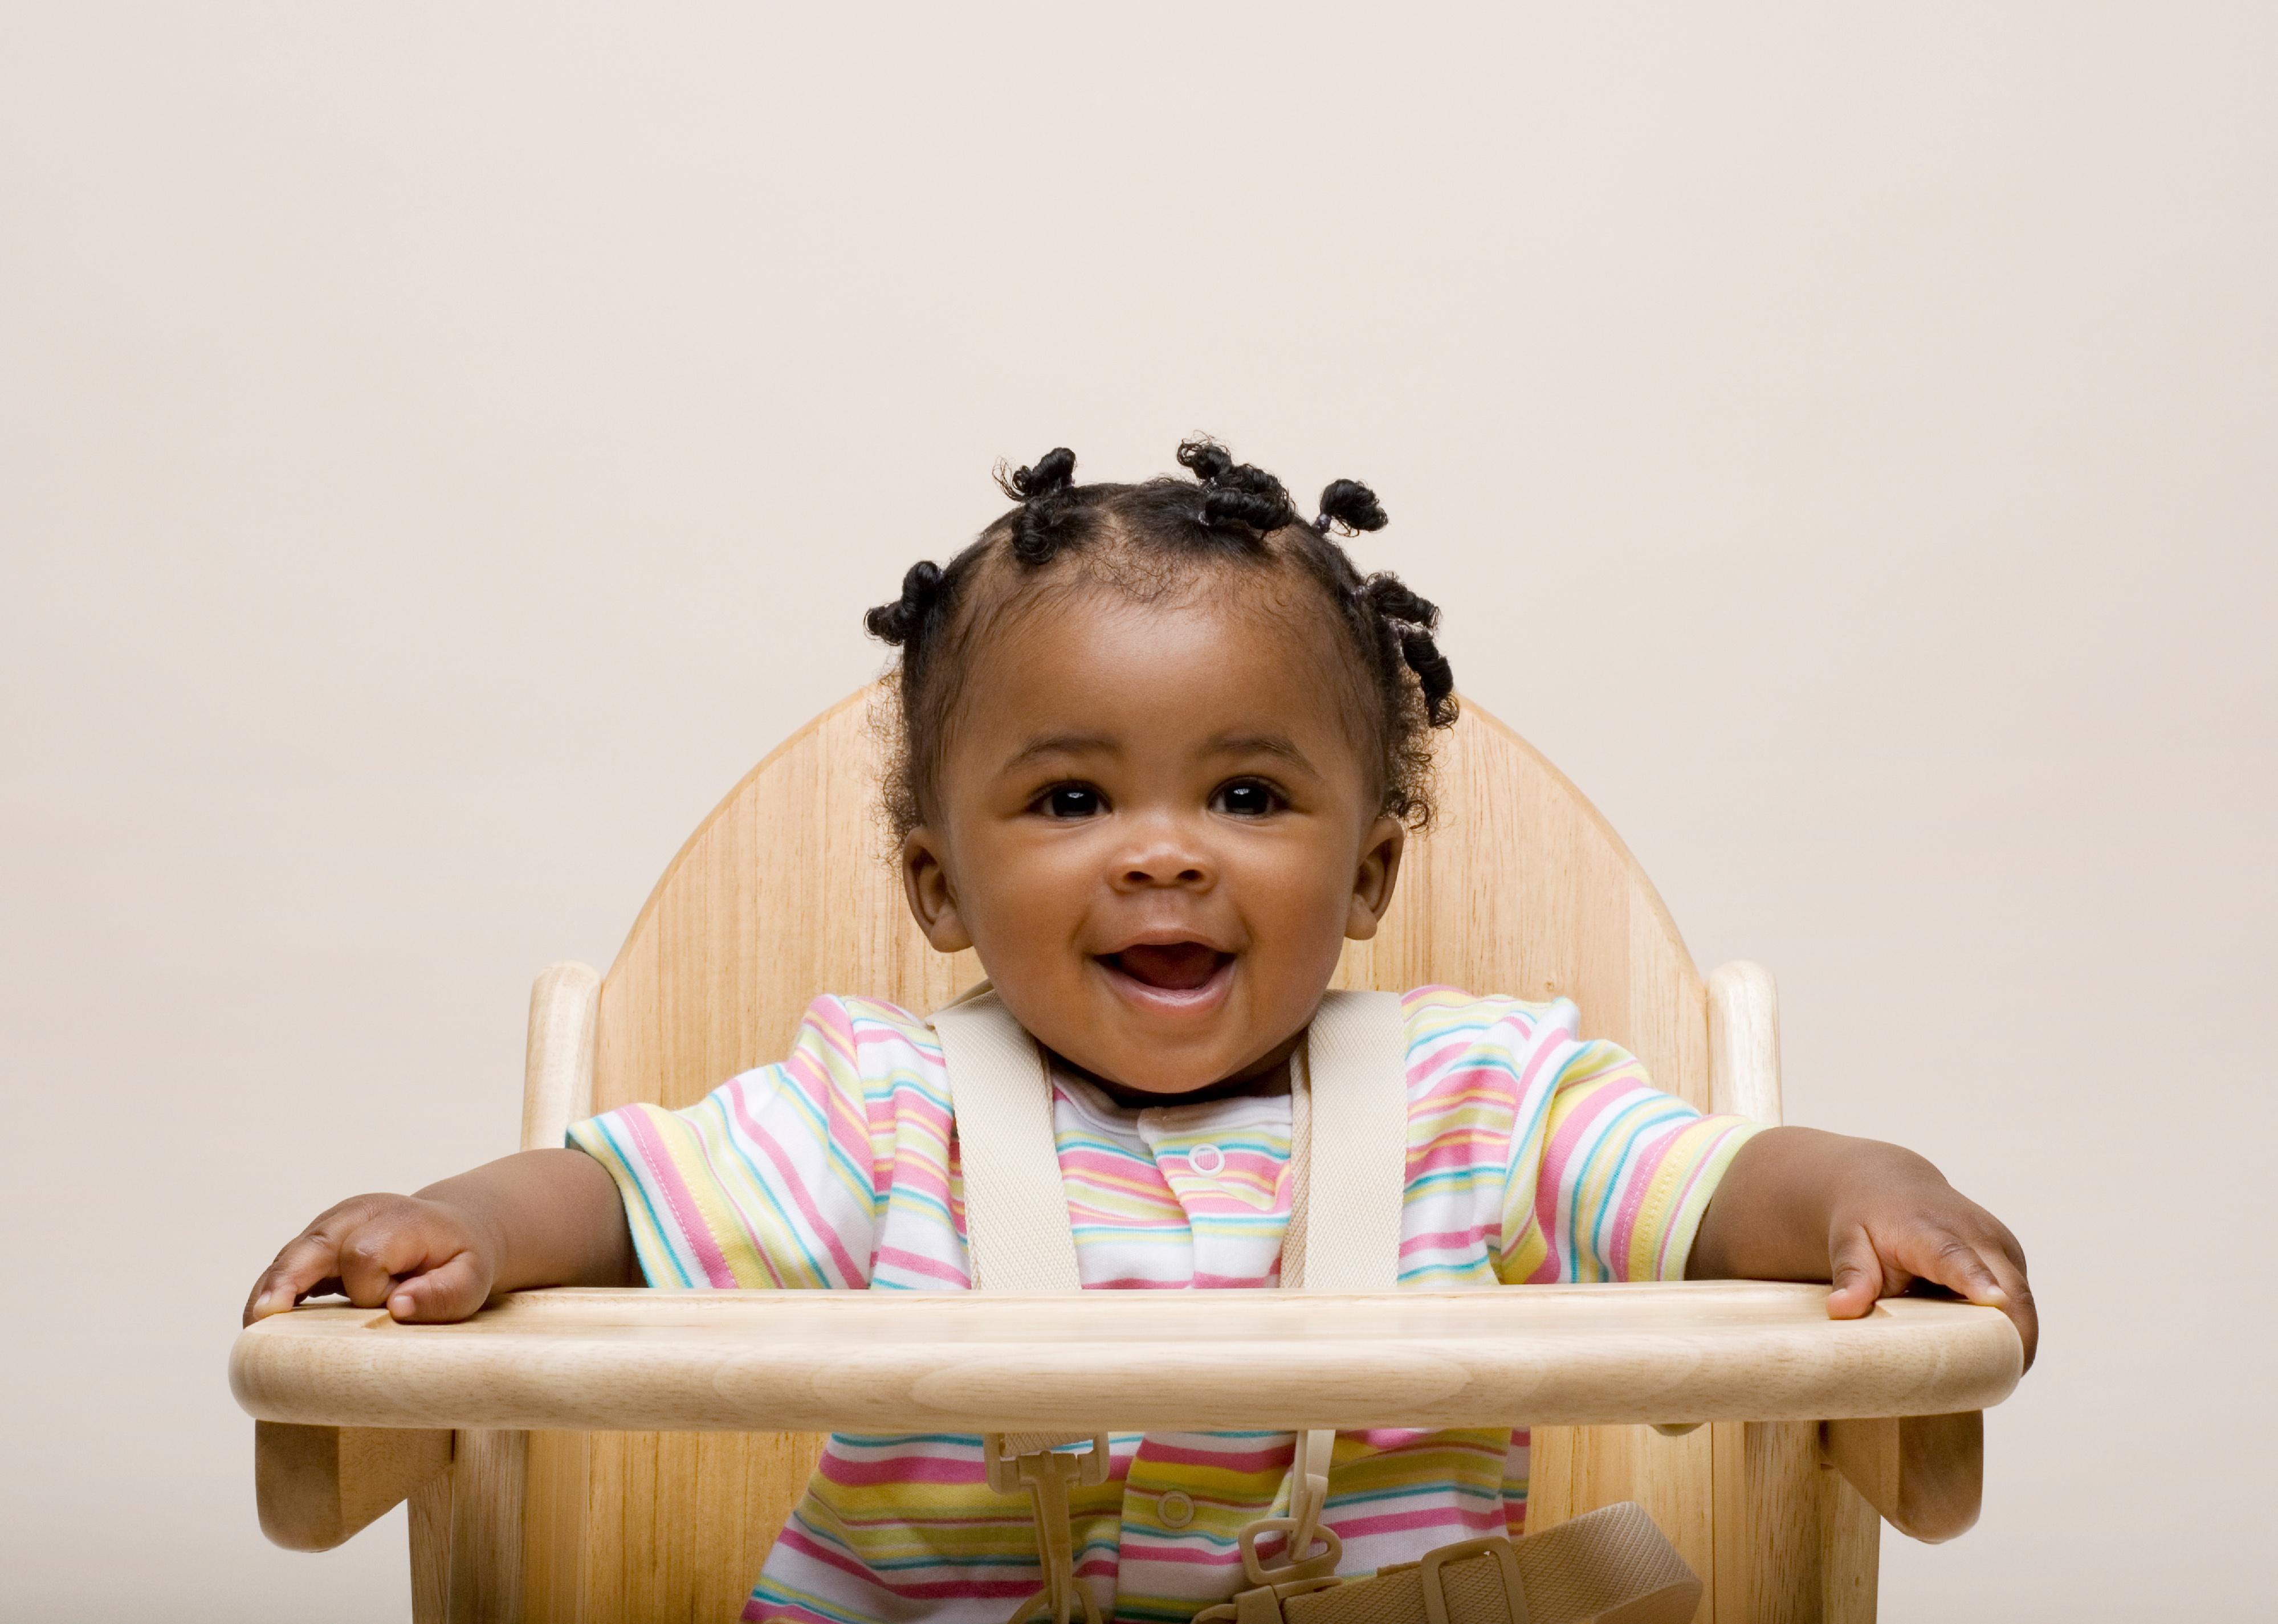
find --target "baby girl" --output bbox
[246,440,2035,1623]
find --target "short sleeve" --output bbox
[568,995,948,1291]
[1470,998,1767,1285]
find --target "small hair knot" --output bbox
[995,447,1078,502]
[1176,437,1234,483]
[1315,479,1388,535]
[1359,572,1457,727]
[1179,436,1297,534]
[1360,573,1439,631]
[864,559,947,646]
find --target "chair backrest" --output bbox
[516,686,1734,1621]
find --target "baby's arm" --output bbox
[1688,1127,2038,1369]
[242,1148,637,1327]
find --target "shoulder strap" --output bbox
[1284,989,1408,1294]
[930,985,1101,1494]
[929,983,1081,1296]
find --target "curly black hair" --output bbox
[865,438,1457,842]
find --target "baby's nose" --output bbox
[1112,829,1213,890]
[1120,856,1208,887]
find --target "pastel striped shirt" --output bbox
[569,987,1764,1624]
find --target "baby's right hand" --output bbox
[243,1193,500,1327]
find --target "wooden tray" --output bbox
[231,1280,2020,1435]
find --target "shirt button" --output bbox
[1158,1489,1196,1528]
[1188,1144,1225,1176]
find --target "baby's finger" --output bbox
[244,1230,348,1325]
[386,1250,491,1324]
[1825,1224,1890,1320]
[1981,1244,2039,1373]
[336,1214,447,1308]
[1901,1229,2012,1315]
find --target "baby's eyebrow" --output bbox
[998,731,1118,774]
[1206,732,1318,774]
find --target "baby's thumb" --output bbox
[1825,1225,1886,1320]
[387,1251,492,1324]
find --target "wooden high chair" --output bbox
[233,689,2016,1623]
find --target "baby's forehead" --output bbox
[981,550,1354,668]
[948,566,1379,760]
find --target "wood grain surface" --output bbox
[1821,1413,1985,1544]
[253,1421,450,1553]
[231,1283,2020,1435]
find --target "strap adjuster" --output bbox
[1419,1536,1529,1624]
[984,1432,1111,1495]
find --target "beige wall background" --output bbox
[5,5,2272,1619]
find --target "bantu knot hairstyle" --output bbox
[1315,478,1388,536]
[1360,574,1458,729]
[865,438,1461,841]
[862,560,945,647]
[992,447,1081,565]
[1177,437,1298,534]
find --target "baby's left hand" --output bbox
[1692,1127,2038,1370]
[1821,1146,2036,1368]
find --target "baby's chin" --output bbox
[1045,1025,1301,1104]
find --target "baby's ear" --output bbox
[900,829,974,953]
[1344,816,1406,941]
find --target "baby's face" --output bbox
[902,577,1404,1096]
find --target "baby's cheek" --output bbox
[1245,865,1364,994]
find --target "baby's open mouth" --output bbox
[1098,942,1233,993]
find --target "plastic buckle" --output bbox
[1192,1572,1346,1624]
[984,1433,1111,1495]
[988,1436,1112,1624]
[1418,1536,1528,1624]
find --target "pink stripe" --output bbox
[1136,1439,1297,1474]
[1405,1139,1493,1180]
[1397,1228,1482,1257]
[874,1244,970,1286]
[818,1452,988,1488]
[1348,1427,1437,1450]
[622,1109,741,1289]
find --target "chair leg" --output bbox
[1713,1420,1881,1623]
[409,1429,528,1623]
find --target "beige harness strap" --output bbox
[1266,991,1405,1575]
[932,984,1084,1300]
[1260,1503,1702,1624]
[931,986,1106,1624]
[1285,990,1409,1292]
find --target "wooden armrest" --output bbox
[1821,1411,1983,1543]
[255,1421,453,1552]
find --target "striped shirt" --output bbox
[570,986,1764,1624]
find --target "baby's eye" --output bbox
[1213,779,1283,818]
[1037,784,1105,819]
